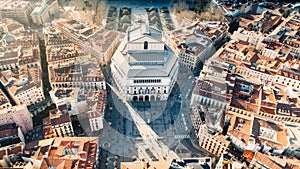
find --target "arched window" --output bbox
[144,41,148,49]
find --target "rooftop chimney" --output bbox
[143,162,150,169]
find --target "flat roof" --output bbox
[31,3,48,16]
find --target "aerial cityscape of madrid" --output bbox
[0,0,299,168]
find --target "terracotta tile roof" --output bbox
[7,144,22,155]
[252,117,288,150]
[226,110,253,144]
[0,149,6,159]
[26,137,98,169]
[252,152,283,169]
[40,158,73,169]
[0,123,19,138]
[239,17,254,28]
[242,150,254,163]
[51,113,71,125]
[121,161,172,169]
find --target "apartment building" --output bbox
[44,26,106,90]
[0,66,44,106]
[42,107,74,138]
[0,104,33,134]
[195,46,300,126]
[258,83,300,123]
[191,57,233,109]
[249,152,300,169]
[31,0,59,25]
[50,88,106,133]
[191,8,300,169]
[231,27,266,48]
[225,107,255,150]
[270,10,300,58]
[239,10,282,33]
[224,39,250,61]
[169,29,213,70]
[215,152,245,169]
[217,39,300,90]
[24,137,100,169]
[0,29,40,71]
[54,19,120,66]
[0,0,11,21]
[0,142,24,168]
[167,21,228,70]
[252,117,289,151]
[0,18,25,34]
[43,25,72,48]
[0,124,27,168]
[48,58,106,90]
[0,90,11,110]
[226,12,300,94]
[88,28,121,66]
[0,123,25,147]
[31,3,50,25]
[46,0,59,14]
[88,89,106,132]
[197,125,230,157]
[0,0,33,25]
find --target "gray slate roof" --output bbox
[127,23,161,42]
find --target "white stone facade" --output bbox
[30,0,58,25]
[89,116,103,132]
[111,23,178,101]
[0,0,33,25]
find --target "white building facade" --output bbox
[31,3,50,25]
[14,84,45,106]
[0,0,33,25]
[89,115,103,132]
[111,23,178,101]
[0,68,45,107]
[31,0,59,25]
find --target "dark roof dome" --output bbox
[2,34,16,44]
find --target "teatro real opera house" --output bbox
[110,23,178,101]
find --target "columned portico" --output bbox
[130,94,164,101]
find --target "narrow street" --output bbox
[0,81,16,106]
[39,38,52,99]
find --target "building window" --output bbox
[144,41,148,49]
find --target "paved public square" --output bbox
[97,64,205,168]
